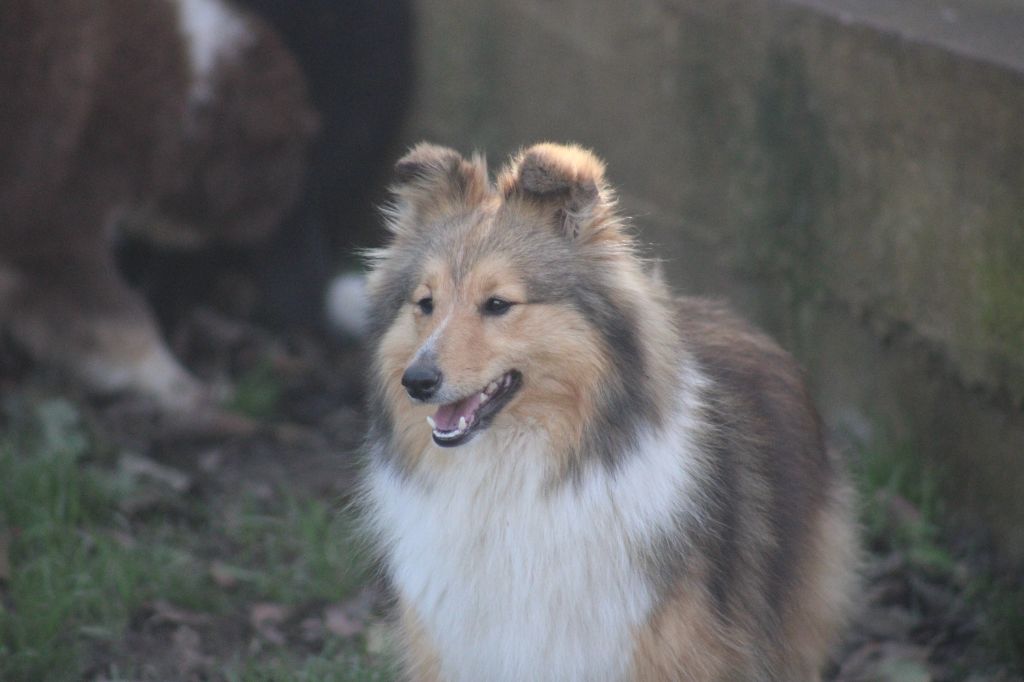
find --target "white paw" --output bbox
[81,343,208,411]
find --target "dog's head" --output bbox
[366,143,675,472]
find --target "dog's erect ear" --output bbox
[386,143,488,233]
[498,143,621,243]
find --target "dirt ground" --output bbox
[2,303,1021,681]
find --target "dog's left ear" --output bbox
[498,143,621,243]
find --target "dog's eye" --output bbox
[416,297,434,315]
[483,297,512,316]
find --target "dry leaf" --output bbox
[324,603,364,638]
[209,561,239,589]
[149,599,213,627]
[877,489,924,528]
[323,588,376,638]
[249,602,290,630]
[197,449,224,474]
[836,641,932,682]
[260,624,287,646]
[109,530,137,549]
[364,621,391,656]
[249,602,290,647]
[300,616,325,643]
[858,605,919,641]
[120,453,192,493]
[172,625,213,676]
[158,408,259,439]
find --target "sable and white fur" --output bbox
[363,143,857,681]
[0,0,315,407]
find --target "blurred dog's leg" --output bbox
[2,248,205,409]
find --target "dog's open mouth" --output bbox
[426,370,522,447]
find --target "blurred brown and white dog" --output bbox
[0,0,316,407]
[363,143,858,681]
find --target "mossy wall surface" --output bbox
[401,0,1024,561]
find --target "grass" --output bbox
[854,436,954,574]
[0,398,223,679]
[975,577,1024,673]
[0,395,383,681]
[227,361,285,419]
[853,434,1024,674]
[224,638,396,682]
[0,399,145,680]
[224,494,369,605]
[4,389,1019,679]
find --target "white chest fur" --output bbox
[368,379,706,682]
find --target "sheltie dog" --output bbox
[362,142,857,681]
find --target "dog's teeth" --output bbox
[487,381,498,394]
[426,416,436,429]
[480,392,488,402]
[458,416,467,430]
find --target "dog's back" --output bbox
[629,298,857,680]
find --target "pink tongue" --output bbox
[433,392,485,431]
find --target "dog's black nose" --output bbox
[402,363,442,400]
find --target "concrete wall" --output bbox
[399,0,1024,561]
